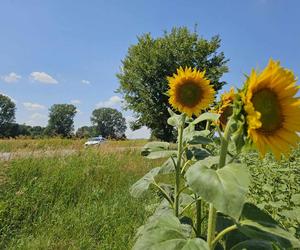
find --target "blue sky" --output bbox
[1,0,299,138]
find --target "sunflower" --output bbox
[243,59,300,159]
[216,87,235,128]
[167,67,215,117]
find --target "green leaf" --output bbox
[141,141,177,159]
[196,156,220,168]
[186,131,212,145]
[186,147,211,161]
[133,214,209,250]
[130,167,161,198]
[167,109,183,127]
[186,163,250,219]
[141,141,170,157]
[159,157,176,174]
[146,150,177,159]
[239,203,300,249]
[230,240,277,250]
[291,193,300,205]
[192,112,220,125]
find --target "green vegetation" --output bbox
[117,26,228,141]
[0,139,299,249]
[0,144,159,249]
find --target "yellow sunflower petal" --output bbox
[243,59,300,159]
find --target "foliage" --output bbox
[0,144,158,249]
[76,126,97,138]
[117,26,228,141]
[47,104,77,137]
[0,94,16,137]
[131,109,300,249]
[91,107,126,139]
[0,94,15,126]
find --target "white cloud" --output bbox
[23,102,46,111]
[1,72,22,83]
[81,79,90,85]
[70,99,81,105]
[26,113,48,126]
[96,95,123,108]
[30,72,58,84]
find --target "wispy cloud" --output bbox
[30,72,58,84]
[96,95,123,108]
[81,79,90,85]
[23,102,46,111]
[1,72,21,83]
[70,99,81,105]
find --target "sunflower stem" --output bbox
[195,196,202,237]
[207,119,232,249]
[174,114,185,217]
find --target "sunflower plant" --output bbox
[129,62,300,249]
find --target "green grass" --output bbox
[1,139,299,249]
[0,138,148,153]
[0,147,159,249]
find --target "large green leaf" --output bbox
[130,157,176,198]
[186,147,211,161]
[230,240,276,250]
[238,203,300,249]
[130,167,161,198]
[141,141,173,159]
[191,112,220,125]
[133,214,209,250]
[185,163,250,219]
[159,157,176,174]
[146,150,177,159]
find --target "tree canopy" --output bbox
[91,107,126,139]
[47,104,77,137]
[117,26,228,141]
[0,94,16,127]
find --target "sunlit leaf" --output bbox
[133,214,209,250]
[186,163,250,219]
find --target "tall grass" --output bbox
[0,148,160,249]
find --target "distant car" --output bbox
[84,136,106,147]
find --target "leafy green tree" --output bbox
[91,107,126,139]
[117,26,228,141]
[76,126,96,138]
[47,104,77,137]
[0,94,16,137]
[0,94,16,126]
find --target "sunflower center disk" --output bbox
[177,81,202,107]
[251,88,283,133]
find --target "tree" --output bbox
[76,126,96,138]
[91,108,126,139]
[47,104,77,137]
[0,94,16,137]
[117,26,228,141]
[0,94,16,126]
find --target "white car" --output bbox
[84,136,106,147]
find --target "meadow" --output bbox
[0,138,299,249]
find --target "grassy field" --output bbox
[0,140,159,249]
[0,139,299,249]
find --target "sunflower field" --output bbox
[129,59,300,249]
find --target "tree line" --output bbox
[0,94,126,139]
